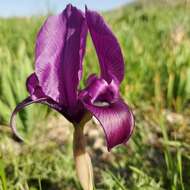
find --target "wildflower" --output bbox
[10,4,134,190]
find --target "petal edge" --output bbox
[81,97,134,150]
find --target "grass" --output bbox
[0,0,190,189]
[0,159,7,190]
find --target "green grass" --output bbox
[0,159,7,190]
[0,1,190,189]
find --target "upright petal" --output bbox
[85,7,124,83]
[35,4,87,108]
[81,96,134,150]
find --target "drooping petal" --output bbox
[10,97,48,142]
[25,73,69,115]
[10,94,78,141]
[85,7,124,84]
[81,96,134,150]
[35,4,87,108]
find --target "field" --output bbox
[0,1,190,189]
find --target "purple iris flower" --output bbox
[10,4,134,151]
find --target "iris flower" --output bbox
[10,4,134,189]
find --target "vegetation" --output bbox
[0,1,190,189]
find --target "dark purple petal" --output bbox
[10,95,77,141]
[26,73,38,95]
[85,7,124,84]
[35,4,87,108]
[84,77,108,103]
[26,73,45,100]
[10,97,48,142]
[81,75,119,104]
[10,92,86,141]
[86,74,98,86]
[81,96,134,150]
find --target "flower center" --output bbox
[80,74,120,107]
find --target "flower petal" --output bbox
[81,75,119,104]
[10,96,73,142]
[81,96,134,150]
[26,73,45,100]
[85,7,124,83]
[35,4,87,108]
[26,73,39,95]
[26,72,85,123]
[10,97,48,142]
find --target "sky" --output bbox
[0,0,134,17]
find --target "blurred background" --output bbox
[0,0,190,189]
